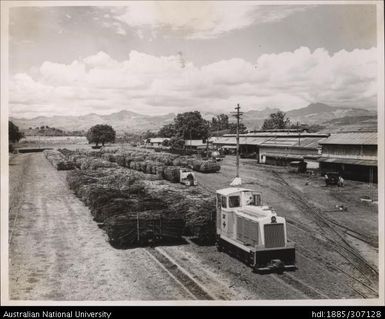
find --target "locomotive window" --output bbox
[254,194,261,206]
[229,196,240,208]
[217,194,221,209]
[221,196,227,208]
[245,192,262,206]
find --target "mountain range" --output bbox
[11,103,377,134]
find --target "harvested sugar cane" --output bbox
[44,150,74,170]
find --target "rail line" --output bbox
[144,247,216,300]
[199,168,378,297]
[272,272,329,299]
[287,222,378,297]
[34,154,378,299]
[319,216,378,248]
[271,171,378,282]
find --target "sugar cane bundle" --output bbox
[200,160,220,173]
[145,161,153,174]
[102,209,185,248]
[163,166,181,183]
[44,150,75,170]
[57,148,75,157]
[156,165,165,179]
[66,170,107,195]
[115,154,126,167]
[80,158,119,170]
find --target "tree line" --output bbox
[9,109,322,151]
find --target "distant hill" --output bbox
[10,103,377,134]
[242,103,376,130]
[286,103,376,125]
[319,115,377,133]
[11,110,175,134]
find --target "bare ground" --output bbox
[7,152,379,301]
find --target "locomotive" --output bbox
[215,187,296,272]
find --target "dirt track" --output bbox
[8,152,379,301]
[9,153,194,300]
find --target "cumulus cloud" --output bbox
[9,47,377,118]
[108,3,309,39]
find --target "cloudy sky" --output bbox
[8,2,378,118]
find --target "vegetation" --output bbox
[9,121,24,143]
[173,111,210,140]
[158,123,176,138]
[262,111,291,130]
[157,111,210,145]
[211,114,230,131]
[86,124,116,147]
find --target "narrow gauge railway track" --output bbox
[144,247,216,300]
[271,272,328,299]
[147,244,320,300]
[48,156,377,299]
[221,168,378,249]
[225,161,379,248]
[270,171,379,283]
[319,216,378,248]
[198,170,378,297]
[292,228,378,298]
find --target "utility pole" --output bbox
[297,121,301,146]
[230,104,243,186]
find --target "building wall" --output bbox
[259,146,319,164]
[319,162,377,183]
[321,144,377,159]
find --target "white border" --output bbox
[1,0,384,306]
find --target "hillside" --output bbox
[11,103,377,134]
[11,111,175,134]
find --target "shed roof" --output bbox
[319,132,377,145]
[318,157,377,166]
[260,137,326,149]
[150,137,169,143]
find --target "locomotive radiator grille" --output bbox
[264,223,285,248]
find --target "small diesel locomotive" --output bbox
[215,187,296,272]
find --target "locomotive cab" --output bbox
[216,187,296,272]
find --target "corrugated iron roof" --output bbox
[318,157,377,166]
[319,132,377,145]
[214,136,270,145]
[150,138,169,143]
[260,137,325,149]
[263,153,304,160]
[243,137,271,145]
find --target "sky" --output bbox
[7,2,379,118]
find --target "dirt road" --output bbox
[8,153,196,300]
[7,152,379,301]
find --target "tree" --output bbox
[86,124,116,147]
[169,137,185,150]
[229,122,247,134]
[262,111,291,130]
[9,121,24,143]
[158,123,176,138]
[143,130,157,140]
[173,111,209,140]
[162,139,170,147]
[288,122,324,133]
[211,114,229,132]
